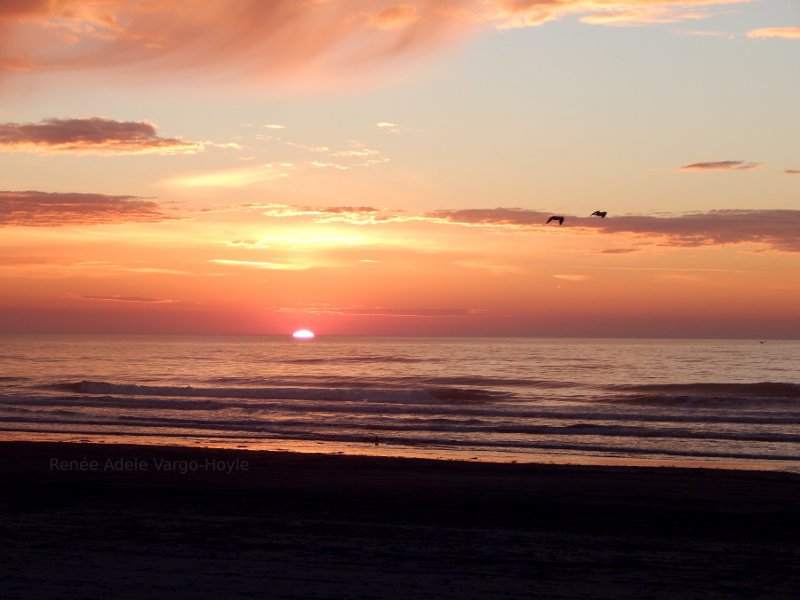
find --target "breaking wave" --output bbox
[604,382,800,408]
[52,380,512,404]
[609,382,800,398]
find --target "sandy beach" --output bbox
[1,441,799,599]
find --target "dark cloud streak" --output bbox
[79,295,177,303]
[678,160,760,171]
[430,207,800,252]
[0,117,202,154]
[0,190,172,227]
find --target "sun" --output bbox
[292,329,315,340]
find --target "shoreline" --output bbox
[7,437,800,471]
[2,431,796,474]
[2,440,800,598]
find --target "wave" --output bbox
[276,355,440,365]
[3,422,799,463]
[6,391,800,425]
[604,382,800,408]
[609,382,800,398]
[5,410,800,445]
[204,374,565,389]
[52,380,512,404]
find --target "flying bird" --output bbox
[591,211,607,218]
[546,216,564,226]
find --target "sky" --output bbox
[0,0,798,338]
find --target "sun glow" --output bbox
[292,329,315,339]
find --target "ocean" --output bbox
[1,335,798,472]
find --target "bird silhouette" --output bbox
[591,211,607,218]
[546,216,564,226]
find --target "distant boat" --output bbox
[546,216,564,225]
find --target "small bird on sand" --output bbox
[591,211,607,218]
[546,216,564,225]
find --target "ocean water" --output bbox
[1,335,799,471]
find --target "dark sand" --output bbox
[1,442,799,599]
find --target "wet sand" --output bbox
[1,441,799,599]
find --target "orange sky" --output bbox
[1,1,799,337]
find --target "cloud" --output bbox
[455,260,525,275]
[258,204,390,224]
[376,121,403,134]
[1,258,192,276]
[599,248,639,254]
[0,190,172,227]
[271,303,490,318]
[167,164,290,188]
[0,0,472,80]
[578,210,800,252]
[371,5,420,30]
[0,1,750,83]
[553,274,588,281]
[488,0,748,29]
[226,239,271,249]
[340,307,486,318]
[218,202,800,252]
[0,117,204,155]
[678,160,760,171]
[580,7,706,27]
[329,140,384,160]
[747,27,800,40]
[0,57,42,71]
[0,1,49,19]
[425,207,800,252]
[785,169,800,175]
[258,135,389,171]
[427,207,551,227]
[79,295,178,303]
[376,121,418,134]
[208,259,310,271]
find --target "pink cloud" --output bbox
[678,160,760,171]
[0,0,50,20]
[0,117,203,154]
[0,1,472,80]
[427,207,550,226]
[489,0,748,29]
[588,210,800,251]
[271,303,488,318]
[246,203,800,252]
[371,5,420,30]
[0,1,751,82]
[79,295,178,304]
[257,204,390,224]
[428,207,800,251]
[784,169,800,175]
[746,27,800,40]
[0,190,172,226]
[580,7,706,27]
